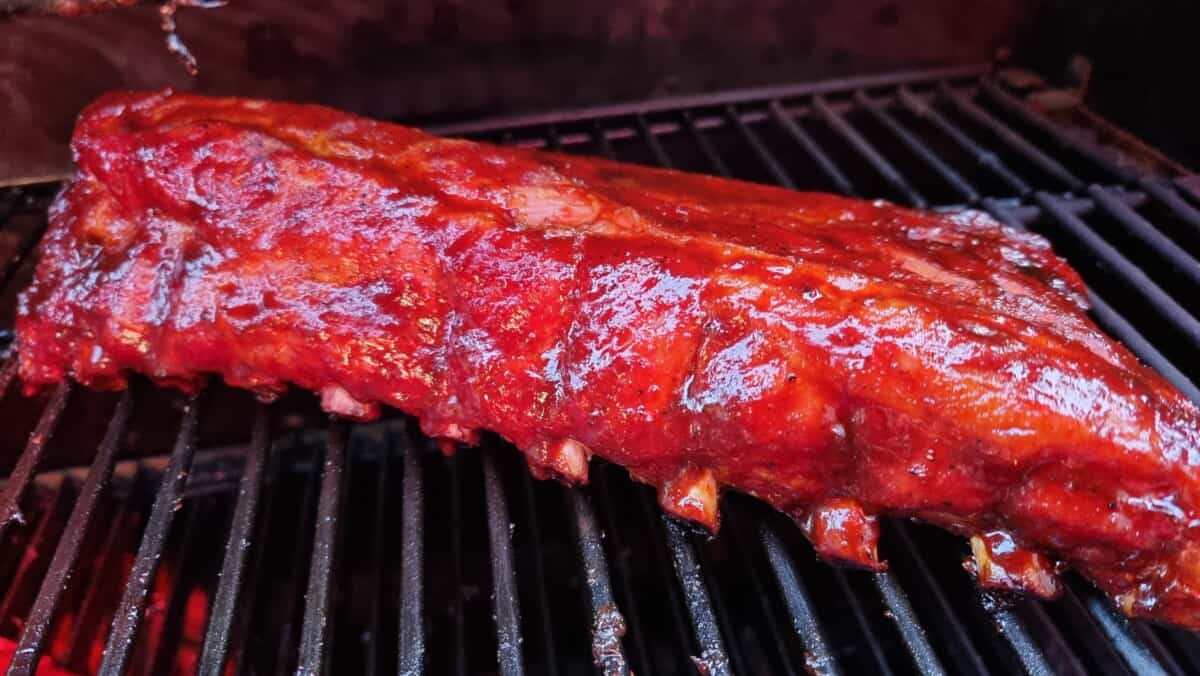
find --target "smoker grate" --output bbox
[2,63,1200,675]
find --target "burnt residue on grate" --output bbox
[2,64,1200,674]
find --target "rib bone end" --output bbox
[659,467,720,530]
[320,384,380,420]
[799,499,886,571]
[965,531,1061,599]
[527,437,591,484]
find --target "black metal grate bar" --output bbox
[517,462,561,676]
[588,467,655,674]
[365,428,390,674]
[567,487,631,676]
[430,64,990,136]
[766,101,858,195]
[1133,624,1189,676]
[145,494,204,674]
[6,388,133,676]
[448,454,467,676]
[228,427,286,675]
[812,94,928,207]
[938,82,1084,191]
[398,432,427,676]
[682,110,733,179]
[694,536,753,676]
[873,571,949,676]
[0,474,73,640]
[326,431,358,671]
[636,113,674,169]
[63,464,148,670]
[296,422,348,675]
[830,567,896,675]
[0,379,71,534]
[543,125,562,151]
[590,123,617,159]
[1021,602,1090,676]
[198,405,271,676]
[855,90,980,203]
[977,79,1136,184]
[759,523,841,676]
[724,506,805,676]
[634,484,704,669]
[726,105,796,189]
[888,523,990,675]
[1055,584,1151,676]
[1159,628,1200,672]
[1075,588,1172,676]
[1088,185,1200,287]
[273,437,324,673]
[1174,176,1200,204]
[896,85,1032,196]
[483,450,526,676]
[768,100,864,195]
[98,392,202,675]
[662,516,733,676]
[986,604,1057,676]
[1139,177,1200,235]
[1034,191,1200,348]
[725,102,848,227]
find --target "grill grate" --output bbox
[2,63,1200,675]
[196,405,267,675]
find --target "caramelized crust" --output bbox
[18,90,1200,628]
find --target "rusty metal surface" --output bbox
[0,0,1029,181]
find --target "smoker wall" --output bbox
[1017,0,1200,170]
[0,0,1029,181]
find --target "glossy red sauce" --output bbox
[17,90,1200,628]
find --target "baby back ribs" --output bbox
[17,90,1200,628]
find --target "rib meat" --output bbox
[18,90,1200,628]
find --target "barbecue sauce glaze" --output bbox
[17,90,1200,628]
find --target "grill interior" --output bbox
[2,63,1200,675]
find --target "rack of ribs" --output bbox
[17,90,1200,628]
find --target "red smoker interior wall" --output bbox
[0,0,1029,182]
